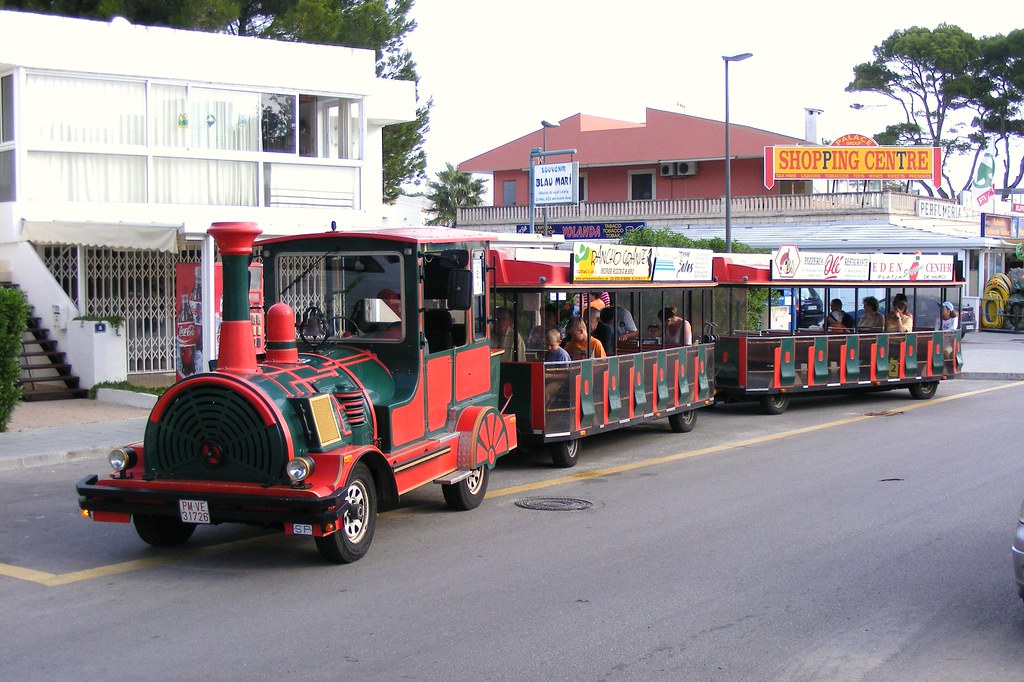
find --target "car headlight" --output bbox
[1018,500,1024,525]
[286,456,315,484]
[108,447,136,472]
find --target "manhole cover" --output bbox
[515,496,593,511]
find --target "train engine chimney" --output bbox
[207,221,262,374]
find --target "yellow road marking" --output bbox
[5,380,1022,586]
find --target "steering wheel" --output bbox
[299,306,328,347]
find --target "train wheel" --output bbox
[551,439,581,468]
[133,514,196,547]
[668,409,697,433]
[759,394,790,415]
[908,381,938,400]
[315,463,376,564]
[442,464,489,511]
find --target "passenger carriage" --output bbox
[712,248,964,414]
[491,241,717,467]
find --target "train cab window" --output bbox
[275,251,403,342]
[423,248,474,350]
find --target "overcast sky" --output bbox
[406,0,1014,195]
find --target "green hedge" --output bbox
[0,287,29,432]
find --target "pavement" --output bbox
[1,330,1022,472]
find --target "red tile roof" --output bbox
[459,107,809,172]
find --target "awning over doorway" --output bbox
[21,220,182,253]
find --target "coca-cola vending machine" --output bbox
[175,263,263,380]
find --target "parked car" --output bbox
[796,287,825,328]
[1012,500,1024,601]
[960,303,977,333]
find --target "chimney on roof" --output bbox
[804,108,824,144]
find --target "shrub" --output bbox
[0,287,29,432]
[87,380,169,400]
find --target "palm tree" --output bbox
[425,163,487,226]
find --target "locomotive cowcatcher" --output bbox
[77,222,517,563]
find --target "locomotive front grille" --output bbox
[144,383,288,484]
[334,391,367,426]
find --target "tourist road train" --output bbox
[77,223,963,563]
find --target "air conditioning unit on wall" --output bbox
[659,162,676,177]
[676,161,699,176]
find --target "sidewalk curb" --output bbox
[0,447,109,471]
[96,388,158,409]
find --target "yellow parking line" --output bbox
[4,380,1021,586]
[0,534,276,586]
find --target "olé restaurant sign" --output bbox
[771,245,871,281]
[770,245,953,282]
[763,134,941,190]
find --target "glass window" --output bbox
[0,150,14,201]
[153,157,257,206]
[262,92,296,154]
[25,74,145,146]
[502,179,516,206]
[189,87,259,151]
[26,151,145,202]
[629,172,653,200]
[150,83,188,148]
[276,251,404,343]
[1,74,13,142]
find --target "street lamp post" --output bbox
[540,120,559,236]
[723,52,752,253]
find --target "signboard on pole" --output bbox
[533,162,579,206]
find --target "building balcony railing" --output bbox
[457,191,929,227]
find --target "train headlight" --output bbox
[108,447,136,472]
[286,456,315,484]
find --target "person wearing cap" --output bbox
[377,288,401,318]
[935,301,959,331]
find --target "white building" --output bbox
[0,10,418,379]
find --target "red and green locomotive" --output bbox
[77,222,516,563]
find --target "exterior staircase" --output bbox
[19,308,88,401]
[0,273,88,401]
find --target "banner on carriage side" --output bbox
[652,247,714,282]
[571,242,654,282]
[771,245,871,281]
[869,254,955,281]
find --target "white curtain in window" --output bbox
[25,74,145,146]
[150,83,188,148]
[190,88,259,152]
[153,157,256,206]
[26,151,145,202]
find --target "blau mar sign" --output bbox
[532,161,579,206]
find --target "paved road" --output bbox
[2,380,1023,681]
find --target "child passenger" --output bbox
[544,327,571,362]
[563,316,606,360]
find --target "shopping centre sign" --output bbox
[763,134,941,190]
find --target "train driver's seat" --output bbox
[424,308,454,352]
